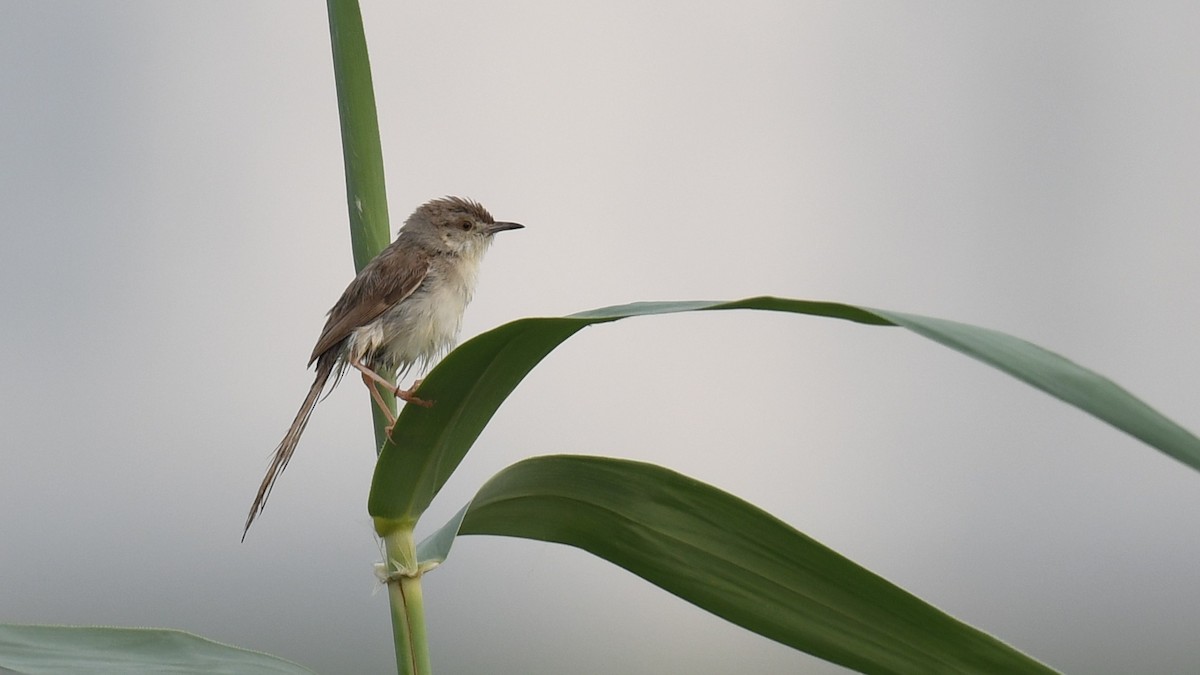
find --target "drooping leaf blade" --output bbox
[872,308,1200,467]
[370,297,1200,529]
[0,625,314,675]
[426,455,1058,674]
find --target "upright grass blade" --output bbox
[326,0,389,272]
[370,297,1200,529]
[420,455,1059,674]
[325,3,425,673]
[326,0,396,446]
[0,625,315,674]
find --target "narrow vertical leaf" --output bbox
[326,0,389,270]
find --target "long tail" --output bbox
[243,354,337,540]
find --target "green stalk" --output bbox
[325,2,427,672]
[383,528,431,675]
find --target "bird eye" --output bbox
[459,220,472,231]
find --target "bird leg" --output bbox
[349,356,434,413]
[360,372,398,426]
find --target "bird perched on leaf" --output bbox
[244,196,523,538]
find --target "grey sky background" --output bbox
[2,2,1199,673]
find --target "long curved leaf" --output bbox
[0,625,314,674]
[422,455,1058,674]
[369,297,1200,529]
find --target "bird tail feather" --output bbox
[243,353,337,540]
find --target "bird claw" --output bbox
[394,379,433,408]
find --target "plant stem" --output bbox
[383,527,431,675]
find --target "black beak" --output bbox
[486,221,524,234]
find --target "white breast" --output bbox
[350,252,483,377]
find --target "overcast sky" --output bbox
[2,2,1199,673]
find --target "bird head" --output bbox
[405,196,523,257]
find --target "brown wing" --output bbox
[308,241,432,364]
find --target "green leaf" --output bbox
[370,318,588,531]
[870,308,1200,467]
[326,0,390,273]
[428,455,1059,674]
[0,625,314,674]
[415,504,469,568]
[369,297,1200,529]
[326,0,398,446]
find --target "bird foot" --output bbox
[394,379,433,408]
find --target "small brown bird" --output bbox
[244,197,523,538]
